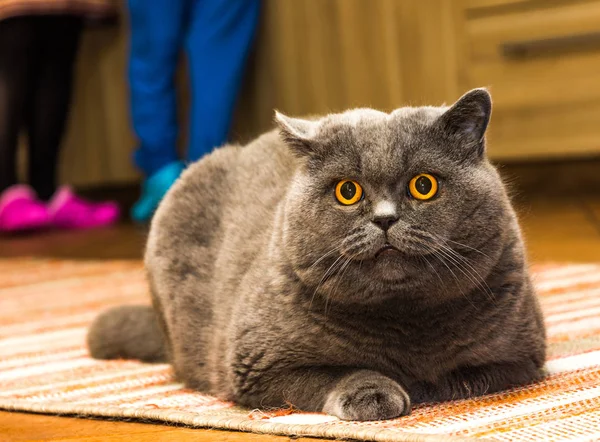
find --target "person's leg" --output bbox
[23,16,119,230]
[0,17,36,193]
[0,17,52,232]
[185,0,260,162]
[128,0,188,222]
[25,16,82,201]
[128,0,187,176]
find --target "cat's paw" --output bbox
[323,370,411,421]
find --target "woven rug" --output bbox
[1,260,600,441]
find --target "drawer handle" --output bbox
[501,31,600,58]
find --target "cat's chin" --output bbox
[361,247,428,286]
[375,244,402,259]
[368,254,411,282]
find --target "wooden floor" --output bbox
[1,195,599,441]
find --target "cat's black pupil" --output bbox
[416,176,432,195]
[340,181,356,200]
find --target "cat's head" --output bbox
[277,89,518,306]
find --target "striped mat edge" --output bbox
[1,259,599,442]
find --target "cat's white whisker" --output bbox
[440,236,494,261]
[326,257,353,316]
[436,243,496,302]
[419,254,449,299]
[415,239,477,308]
[307,245,345,271]
[436,246,489,297]
[310,254,346,310]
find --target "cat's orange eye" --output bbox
[408,174,438,200]
[335,180,363,205]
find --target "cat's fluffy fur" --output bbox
[88,89,546,421]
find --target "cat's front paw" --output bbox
[323,370,411,421]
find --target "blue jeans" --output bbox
[128,0,260,176]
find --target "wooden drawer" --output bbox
[466,1,600,109]
[462,0,600,159]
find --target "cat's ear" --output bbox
[437,88,492,159]
[274,111,319,156]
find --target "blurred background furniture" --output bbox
[53,0,600,188]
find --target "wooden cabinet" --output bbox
[462,0,600,159]
[235,0,600,161]
[60,0,600,187]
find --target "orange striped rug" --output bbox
[1,259,600,442]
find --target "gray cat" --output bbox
[88,89,546,421]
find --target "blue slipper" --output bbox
[131,161,185,223]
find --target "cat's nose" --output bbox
[372,215,399,231]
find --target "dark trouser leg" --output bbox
[0,17,37,193]
[25,16,82,201]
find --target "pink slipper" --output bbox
[0,185,51,233]
[48,186,120,229]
